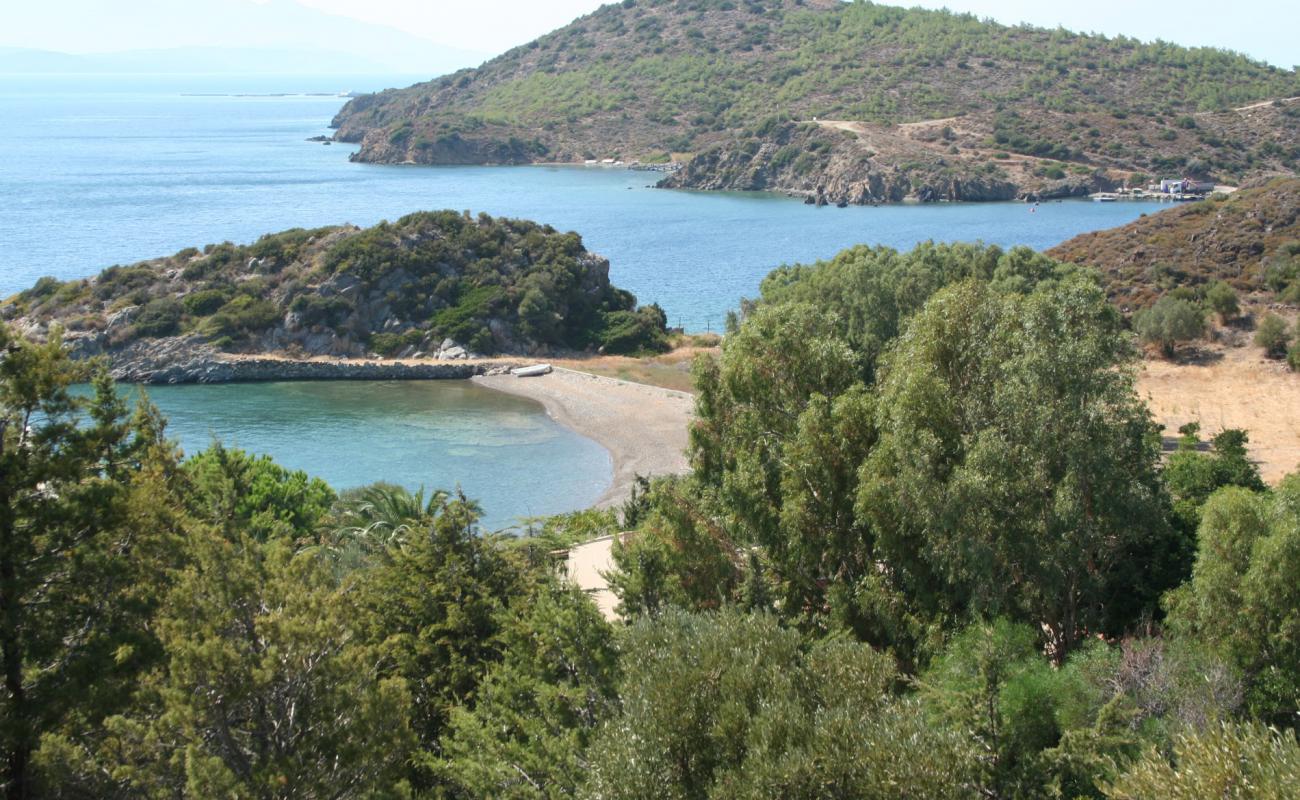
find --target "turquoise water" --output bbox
[1,75,1158,520]
[136,380,611,531]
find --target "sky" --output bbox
[4,0,1297,70]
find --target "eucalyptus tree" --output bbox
[860,278,1175,660]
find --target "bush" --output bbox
[1204,281,1238,322]
[1254,313,1291,358]
[1134,296,1205,357]
[182,288,232,317]
[289,294,353,328]
[1103,723,1300,798]
[431,285,504,351]
[200,295,282,341]
[594,304,668,354]
[1289,339,1300,372]
[131,298,183,338]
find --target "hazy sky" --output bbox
[6,0,1298,69]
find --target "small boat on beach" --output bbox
[511,363,553,378]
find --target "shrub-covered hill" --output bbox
[1047,177,1300,309]
[333,0,1300,204]
[0,211,669,360]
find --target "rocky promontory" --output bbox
[2,211,669,381]
[331,1,1298,206]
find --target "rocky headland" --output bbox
[1,210,669,383]
[331,0,1299,206]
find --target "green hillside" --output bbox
[1,211,668,359]
[334,0,1300,202]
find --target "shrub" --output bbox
[1204,281,1238,322]
[183,288,232,317]
[595,304,668,354]
[1254,313,1291,358]
[18,276,62,304]
[1288,339,1300,372]
[131,298,183,338]
[1102,723,1300,798]
[201,295,281,340]
[1134,296,1205,357]
[290,294,354,328]
[432,285,504,351]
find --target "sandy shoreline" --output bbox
[473,367,694,508]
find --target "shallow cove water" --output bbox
[136,380,611,531]
[3,75,1159,521]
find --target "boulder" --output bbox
[106,305,139,333]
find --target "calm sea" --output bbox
[2,74,1155,524]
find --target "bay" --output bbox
[2,74,1158,522]
[135,379,611,531]
[0,74,1156,331]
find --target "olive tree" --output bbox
[1134,295,1205,357]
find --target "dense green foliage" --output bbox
[0,328,185,799]
[1134,295,1206,356]
[583,609,975,800]
[1104,723,1300,799]
[623,242,1175,664]
[3,211,668,357]
[5,232,1300,798]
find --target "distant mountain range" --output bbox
[332,0,1300,204]
[0,0,489,76]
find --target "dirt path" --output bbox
[1233,96,1299,112]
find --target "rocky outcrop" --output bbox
[345,126,546,166]
[112,354,515,385]
[2,210,669,375]
[27,331,516,385]
[657,124,1022,205]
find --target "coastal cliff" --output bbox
[655,119,1115,204]
[331,0,1300,205]
[1,211,668,380]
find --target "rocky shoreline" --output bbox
[41,331,516,385]
[110,353,518,385]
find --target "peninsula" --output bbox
[332,0,1299,205]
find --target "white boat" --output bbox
[511,363,553,378]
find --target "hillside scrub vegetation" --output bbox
[1048,177,1300,309]
[334,1,1300,202]
[1,211,669,361]
[5,237,1300,797]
